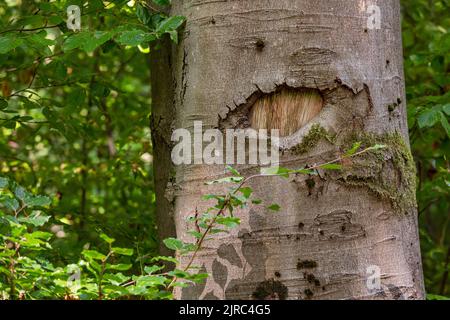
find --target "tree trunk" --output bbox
[150,0,425,300]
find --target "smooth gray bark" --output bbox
[150,0,425,300]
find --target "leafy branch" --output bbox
[163,143,386,289]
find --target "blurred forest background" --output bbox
[0,0,448,299]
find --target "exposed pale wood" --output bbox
[250,88,323,136]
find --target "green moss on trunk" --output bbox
[290,127,417,215]
[336,132,417,214]
[292,124,336,155]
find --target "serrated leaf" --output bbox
[26,195,52,207]
[18,211,50,227]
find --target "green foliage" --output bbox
[0,180,205,300]
[0,0,186,300]
[401,0,450,297]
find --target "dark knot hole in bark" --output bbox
[249,88,323,137]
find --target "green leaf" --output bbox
[267,203,281,212]
[136,4,151,25]
[106,263,132,271]
[18,211,50,227]
[443,104,450,116]
[27,31,55,48]
[26,195,52,207]
[2,197,19,211]
[418,108,440,128]
[100,233,115,244]
[67,88,86,108]
[64,31,113,53]
[439,111,450,138]
[163,238,184,251]
[63,33,88,51]
[0,36,23,54]
[0,98,8,110]
[168,30,179,44]
[144,265,164,274]
[427,294,450,301]
[84,31,113,52]
[14,186,28,201]
[82,250,107,261]
[187,230,203,239]
[215,216,241,228]
[157,16,185,34]
[239,187,253,199]
[320,163,343,170]
[13,185,51,208]
[225,165,241,177]
[260,166,291,178]
[151,256,178,264]
[167,269,191,279]
[0,176,8,188]
[366,144,386,151]
[112,247,134,256]
[135,275,167,287]
[28,231,52,241]
[115,30,156,46]
[202,194,225,201]
[345,142,362,156]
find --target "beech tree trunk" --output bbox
[150,0,425,300]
